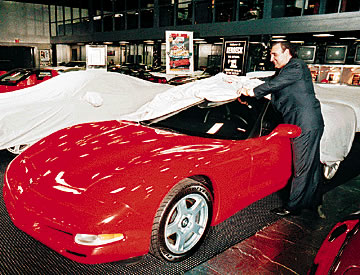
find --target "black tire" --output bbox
[150,178,213,262]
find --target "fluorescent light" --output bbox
[195,41,207,44]
[313,33,334,37]
[114,13,123,17]
[290,41,304,44]
[119,41,129,44]
[93,16,101,20]
[272,39,287,42]
[103,42,113,44]
[214,42,223,45]
[272,35,286,38]
[340,37,357,40]
[193,38,205,41]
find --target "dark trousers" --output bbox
[286,128,324,211]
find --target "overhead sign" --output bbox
[166,31,193,75]
[222,41,247,75]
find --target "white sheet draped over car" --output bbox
[0,71,170,151]
[122,73,360,168]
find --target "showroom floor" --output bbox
[1,134,359,274]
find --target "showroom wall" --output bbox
[0,0,51,68]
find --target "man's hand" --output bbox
[237,87,255,97]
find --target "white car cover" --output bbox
[123,73,360,169]
[0,70,171,151]
[314,84,360,131]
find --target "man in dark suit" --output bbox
[240,42,325,217]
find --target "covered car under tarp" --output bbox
[0,70,170,151]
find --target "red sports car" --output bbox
[309,210,360,274]
[0,68,59,93]
[170,58,190,68]
[3,96,300,264]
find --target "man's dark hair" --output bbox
[271,41,298,58]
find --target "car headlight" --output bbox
[75,233,124,246]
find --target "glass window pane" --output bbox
[325,0,340,13]
[51,22,57,36]
[115,14,125,30]
[141,8,154,28]
[215,0,235,22]
[177,0,192,25]
[159,4,174,27]
[57,6,63,21]
[73,8,80,19]
[303,0,321,15]
[127,11,139,29]
[104,14,113,31]
[65,7,71,21]
[239,0,264,20]
[82,9,89,20]
[195,0,212,24]
[50,5,56,22]
[340,0,360,12]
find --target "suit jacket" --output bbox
[254,58,324,131]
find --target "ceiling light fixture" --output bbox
[339,37,357,40]
[313,33,334,37]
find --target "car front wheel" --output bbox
[7,144,30,155]
[150,178,213,262]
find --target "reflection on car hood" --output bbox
[13,120,221,196]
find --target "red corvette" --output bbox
[170,58,190,68]
[0,68,59,93]
[309,211,360,274]
[3,96,301,264]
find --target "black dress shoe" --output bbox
[270,207,300,216]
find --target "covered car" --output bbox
[309,210,360,274]
[0,68,59,93]
[0,70,171,154]
[4,73,301,264]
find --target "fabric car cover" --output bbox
[0,71,170,150]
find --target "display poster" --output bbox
[86,45,107,70]
[166,31,193,75]
[222,41,247,75]
[39,49,50,67]
[40,49,50,62]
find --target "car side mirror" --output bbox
[269,124,301,139]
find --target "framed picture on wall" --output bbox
[40,49,50,62]
[107,50,115,56]
[166,30,194,75]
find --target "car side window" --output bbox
[259,103,283,136]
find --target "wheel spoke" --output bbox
[189,199,203,217]
[166,220,180,237]
[174,231,187,252]
[191,222,204,236]
[177,198,188,216]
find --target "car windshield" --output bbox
[144,96,281,140]
[0,69,30,84]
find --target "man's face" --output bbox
[270,43,292,69]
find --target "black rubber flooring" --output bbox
[0,149,282,274]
